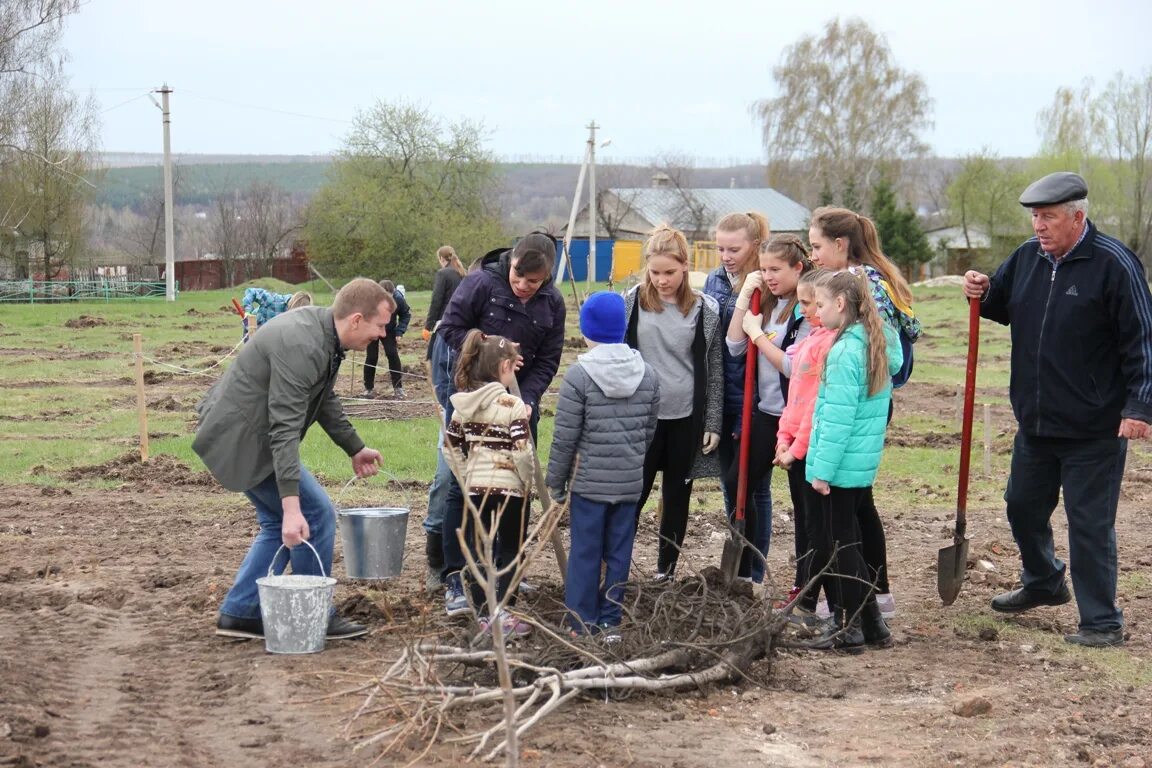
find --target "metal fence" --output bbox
[0,280,174,303]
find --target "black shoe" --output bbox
[216,614,264,639]
[990,583,1072,613]
[861,599,893,649]
[327,615,369,640]
[810,611,865,654]
[1064,628,1124,648]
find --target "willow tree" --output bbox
[753,17,932,207]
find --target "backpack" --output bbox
[878,278,917,389]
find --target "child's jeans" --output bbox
[566,493,638,630]
[462,493,528,616]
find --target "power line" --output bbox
[99,92,151,115]
[179,89,353,125]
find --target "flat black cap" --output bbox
[1019,172,1088,207]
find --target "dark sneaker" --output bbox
[444,572,472,617]
[216,613,264,639]
[1063,628,1124,648]
[327,615,369,640]
[990,583,1072,614]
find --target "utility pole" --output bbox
[586,121,598,289]
[156,85,176,301]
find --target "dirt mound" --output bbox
[63,452,218,488]
[142,370,174,385]
[149,395,185,411]
[64,315,107,329]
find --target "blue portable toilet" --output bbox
[559,238,615,282]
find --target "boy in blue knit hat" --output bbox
[546,292,660,638]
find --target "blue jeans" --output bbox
[1005,432,1127,632]
[219,468,335,620]
[565,493,637,630]
[425,336,457,537]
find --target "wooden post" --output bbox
[349,350,358,396]
[983,403,992,477]
[133,333,149,462]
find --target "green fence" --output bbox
[0,280,177,303]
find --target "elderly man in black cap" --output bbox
[962,172,1152,647]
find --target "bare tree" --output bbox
[652,153,713,239]
[209,189,244,284]
[753,17,932,207]
[240,181,302,277]
[593,164,647,239]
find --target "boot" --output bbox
[862,598,893,649]
[810,609,865,654]
[424,531,444,594]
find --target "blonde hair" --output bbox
[287,291,312,310]
[810,206,914,308]
[454,329,521,392]
[715,211,770,293]
[823,270,889,396]
[759,233,814,322]
[332,277,393,320]
[639,224,696,316]
[437,245,466,277]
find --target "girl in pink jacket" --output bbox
[774,269,836,620]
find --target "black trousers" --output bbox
[364,335,403,390]
[808,486,876,618]
[636,416,697,576]
[462,493,528,615]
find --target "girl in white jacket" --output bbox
[443,330,535,636]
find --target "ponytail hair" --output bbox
[715,210,770,292]
[640,223,696,316]
[454,329,521,392]
[824,270,889,396]
[810,206,914,308]
[437,245,466,278]
[759,233,814,322]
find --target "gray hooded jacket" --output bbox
[545,343,660,503]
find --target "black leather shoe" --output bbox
[810,611,865,655]
[1064,628,1124,648]
[990,583,1072,613]
[327,615,369,640]
[862,599,893,649]
[216,614,264,639]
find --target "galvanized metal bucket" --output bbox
[256,541,336,655]
[339,507,409,580]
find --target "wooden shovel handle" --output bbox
[956,298,981,540]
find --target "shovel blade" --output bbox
[937,537,970,606]
[720,525,743,585]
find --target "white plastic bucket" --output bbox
[339,507,409,580]
[256,541,336,655]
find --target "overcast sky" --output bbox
[64,0,1152,163]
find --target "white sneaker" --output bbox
[876,592,896,620]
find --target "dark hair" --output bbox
[378,279,396,294]
[454,329,521,392]
[810,206,914,308]
[759,233,814,321]
[511,232,557,276]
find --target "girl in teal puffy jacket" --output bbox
[807,270,903,653]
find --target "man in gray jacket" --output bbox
[546,292,660,636]
[195,278,393,640]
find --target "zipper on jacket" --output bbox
[1034,264,1058,433]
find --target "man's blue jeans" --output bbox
[1005,432,1126,632]
[218,468,335,620]
[565,493,637,630]
[425,335,457,537]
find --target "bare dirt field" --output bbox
[3,316,1152,768]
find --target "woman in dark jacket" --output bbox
[424,245,467,365]
[362,280,411,398]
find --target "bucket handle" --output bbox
[266,539,327,579]
[336,468,413,510]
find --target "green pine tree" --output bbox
[871,178,933,276]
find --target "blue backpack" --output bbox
[892,324,915,389]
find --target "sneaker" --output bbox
[653,572,673,584]
[774,585,802,609]
[1063,628,1124,648]
[327,615,369,640]
[215,613,263,639]
[392,387,406,400]
[598,623,622,644]
[518,579,539,594]
[359,388,375,399]
[876,592,896,620]
[479,610,532,637]
[444,572,472,617]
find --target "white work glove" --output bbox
[741,310,766,344]
[702,432,720,454]
[734,271,764,311]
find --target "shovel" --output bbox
[938,297,980,605]
[721,289,760,585]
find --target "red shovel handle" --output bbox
[734,289,761,524]
[956,297,981,539]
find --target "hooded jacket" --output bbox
[437,248,567,412]
[807,323,903,488]
[546,344,660,503]
[981,220,1152,437]
[443,381,535,497]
